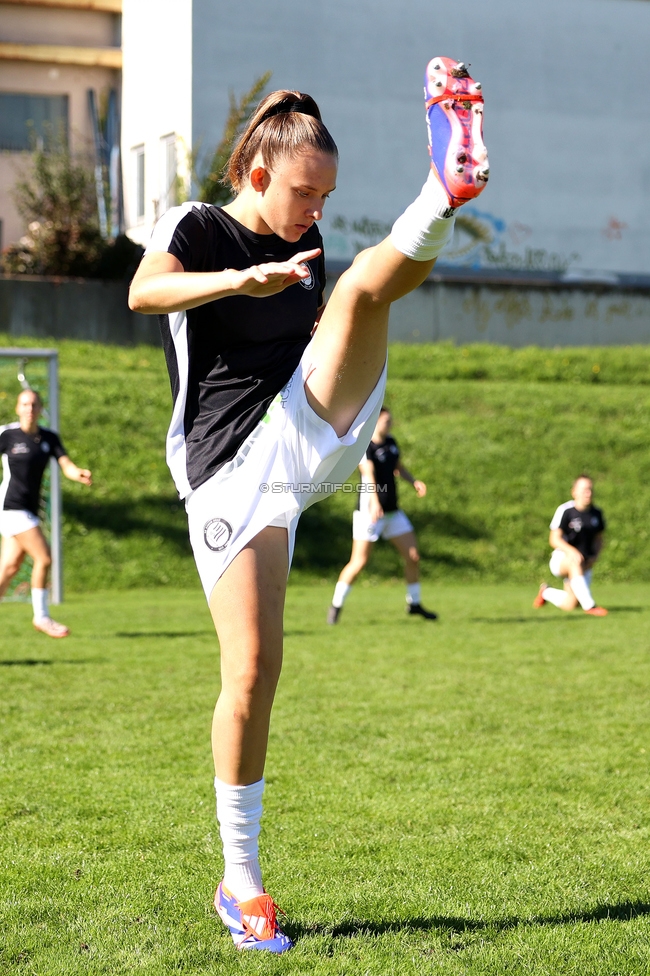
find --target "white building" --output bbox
[121,0,650,277]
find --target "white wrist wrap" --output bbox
[390,170,457,261]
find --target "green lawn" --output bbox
[2,336,650,590]
[1,583,649,974]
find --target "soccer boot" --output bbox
[584,606,608,616]
[532,584,547,608]
[327,605,341,625]
[407,603,438,620]
[33,617,70,638]
[424,56,489,207]
[214,882,293,953]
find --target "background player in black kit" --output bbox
[0,388,92,637]
[533,474,607,615]
[328,407,437,623]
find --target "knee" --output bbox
[36,552,52,570]
[407,546,420,564]
[351,554,368,573]
[226,653,282,710]
[2,559,22,578]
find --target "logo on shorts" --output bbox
[298,263,315,290]
[204,517,233,552]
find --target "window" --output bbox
[0,93,68,151]
[159,133,177,214]
[133,145,145,221]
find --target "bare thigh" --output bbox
[306,240,436,436]
[12,525,51,564]
[0,534,26,575]
[208,526,289,785]
[389,531,419,562]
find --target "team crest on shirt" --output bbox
[204,517,233,552]
[41,441,50,453]
[568,518,582,532]
[298,263,315,290]
[11,443,29,454]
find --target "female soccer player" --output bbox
[0,388,92,637]
[129,56,488,952]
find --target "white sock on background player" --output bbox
[332,581,351,609]
[584,569,593,589]
[406,582,421,605]
[569,575,596,611]
[390,170,456,262]
[31,587,48,621]
[215,777,265,901]
[542,587,567,609]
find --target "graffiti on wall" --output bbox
[324,208,580,274]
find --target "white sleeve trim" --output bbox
[144,201,206,254]
[549,501,573,530]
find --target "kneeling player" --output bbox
[0,389,92,636]
[533,474,607,616]
[328,407,437,623]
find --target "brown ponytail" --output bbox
[227,89,338,193]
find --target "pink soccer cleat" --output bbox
[33,617,70,638]
[533,584,547,608]
[424,57,489,207]
[584,606,608,616]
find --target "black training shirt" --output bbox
[363,435,400,513]
[550,501,606,559]
[146,202,325,496]
[0,423,66,515]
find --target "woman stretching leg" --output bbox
[129,56,488,952]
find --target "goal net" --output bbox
[0,348,62,604]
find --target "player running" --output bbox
[129,57,488,952]
[327,406,437,623]
[533,474,607,615]
[0,388,92,637]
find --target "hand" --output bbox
[76,468,92,486]
[566,546,583,567]
[413,479,427,497]
[230,249,321,298]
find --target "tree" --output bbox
[197,71,272,205]
[3,129,142,278]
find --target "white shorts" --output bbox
[549,549,566,577]
[185,344,387,600]
[352,508,413,543]
[0,509,41,538]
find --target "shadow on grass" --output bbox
[0,658,105,666]
[294,502,484,574]
[115,631,213,639]
[63,496,191,554]
[605,606,646,613]
[470,616,588,625]
[291,899,650,941]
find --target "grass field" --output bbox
[2,582,649,975]
[1,336,650,590]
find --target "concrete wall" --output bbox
[2,272,648,349]
[0,274,158,345]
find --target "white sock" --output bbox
[584,569,593,589]
[542,587,567,609]
[569,574,595,611]
[332,581,351,609]
[214,777,265,902]
[406,582,421,605]
[390,170,457,261]
[31,587,48,621]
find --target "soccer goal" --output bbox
[0,348,62,605]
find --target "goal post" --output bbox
[0,347,62,605]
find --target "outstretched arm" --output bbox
[397,463,426,498]
[128,249,322,314]
[58,456,92,486]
